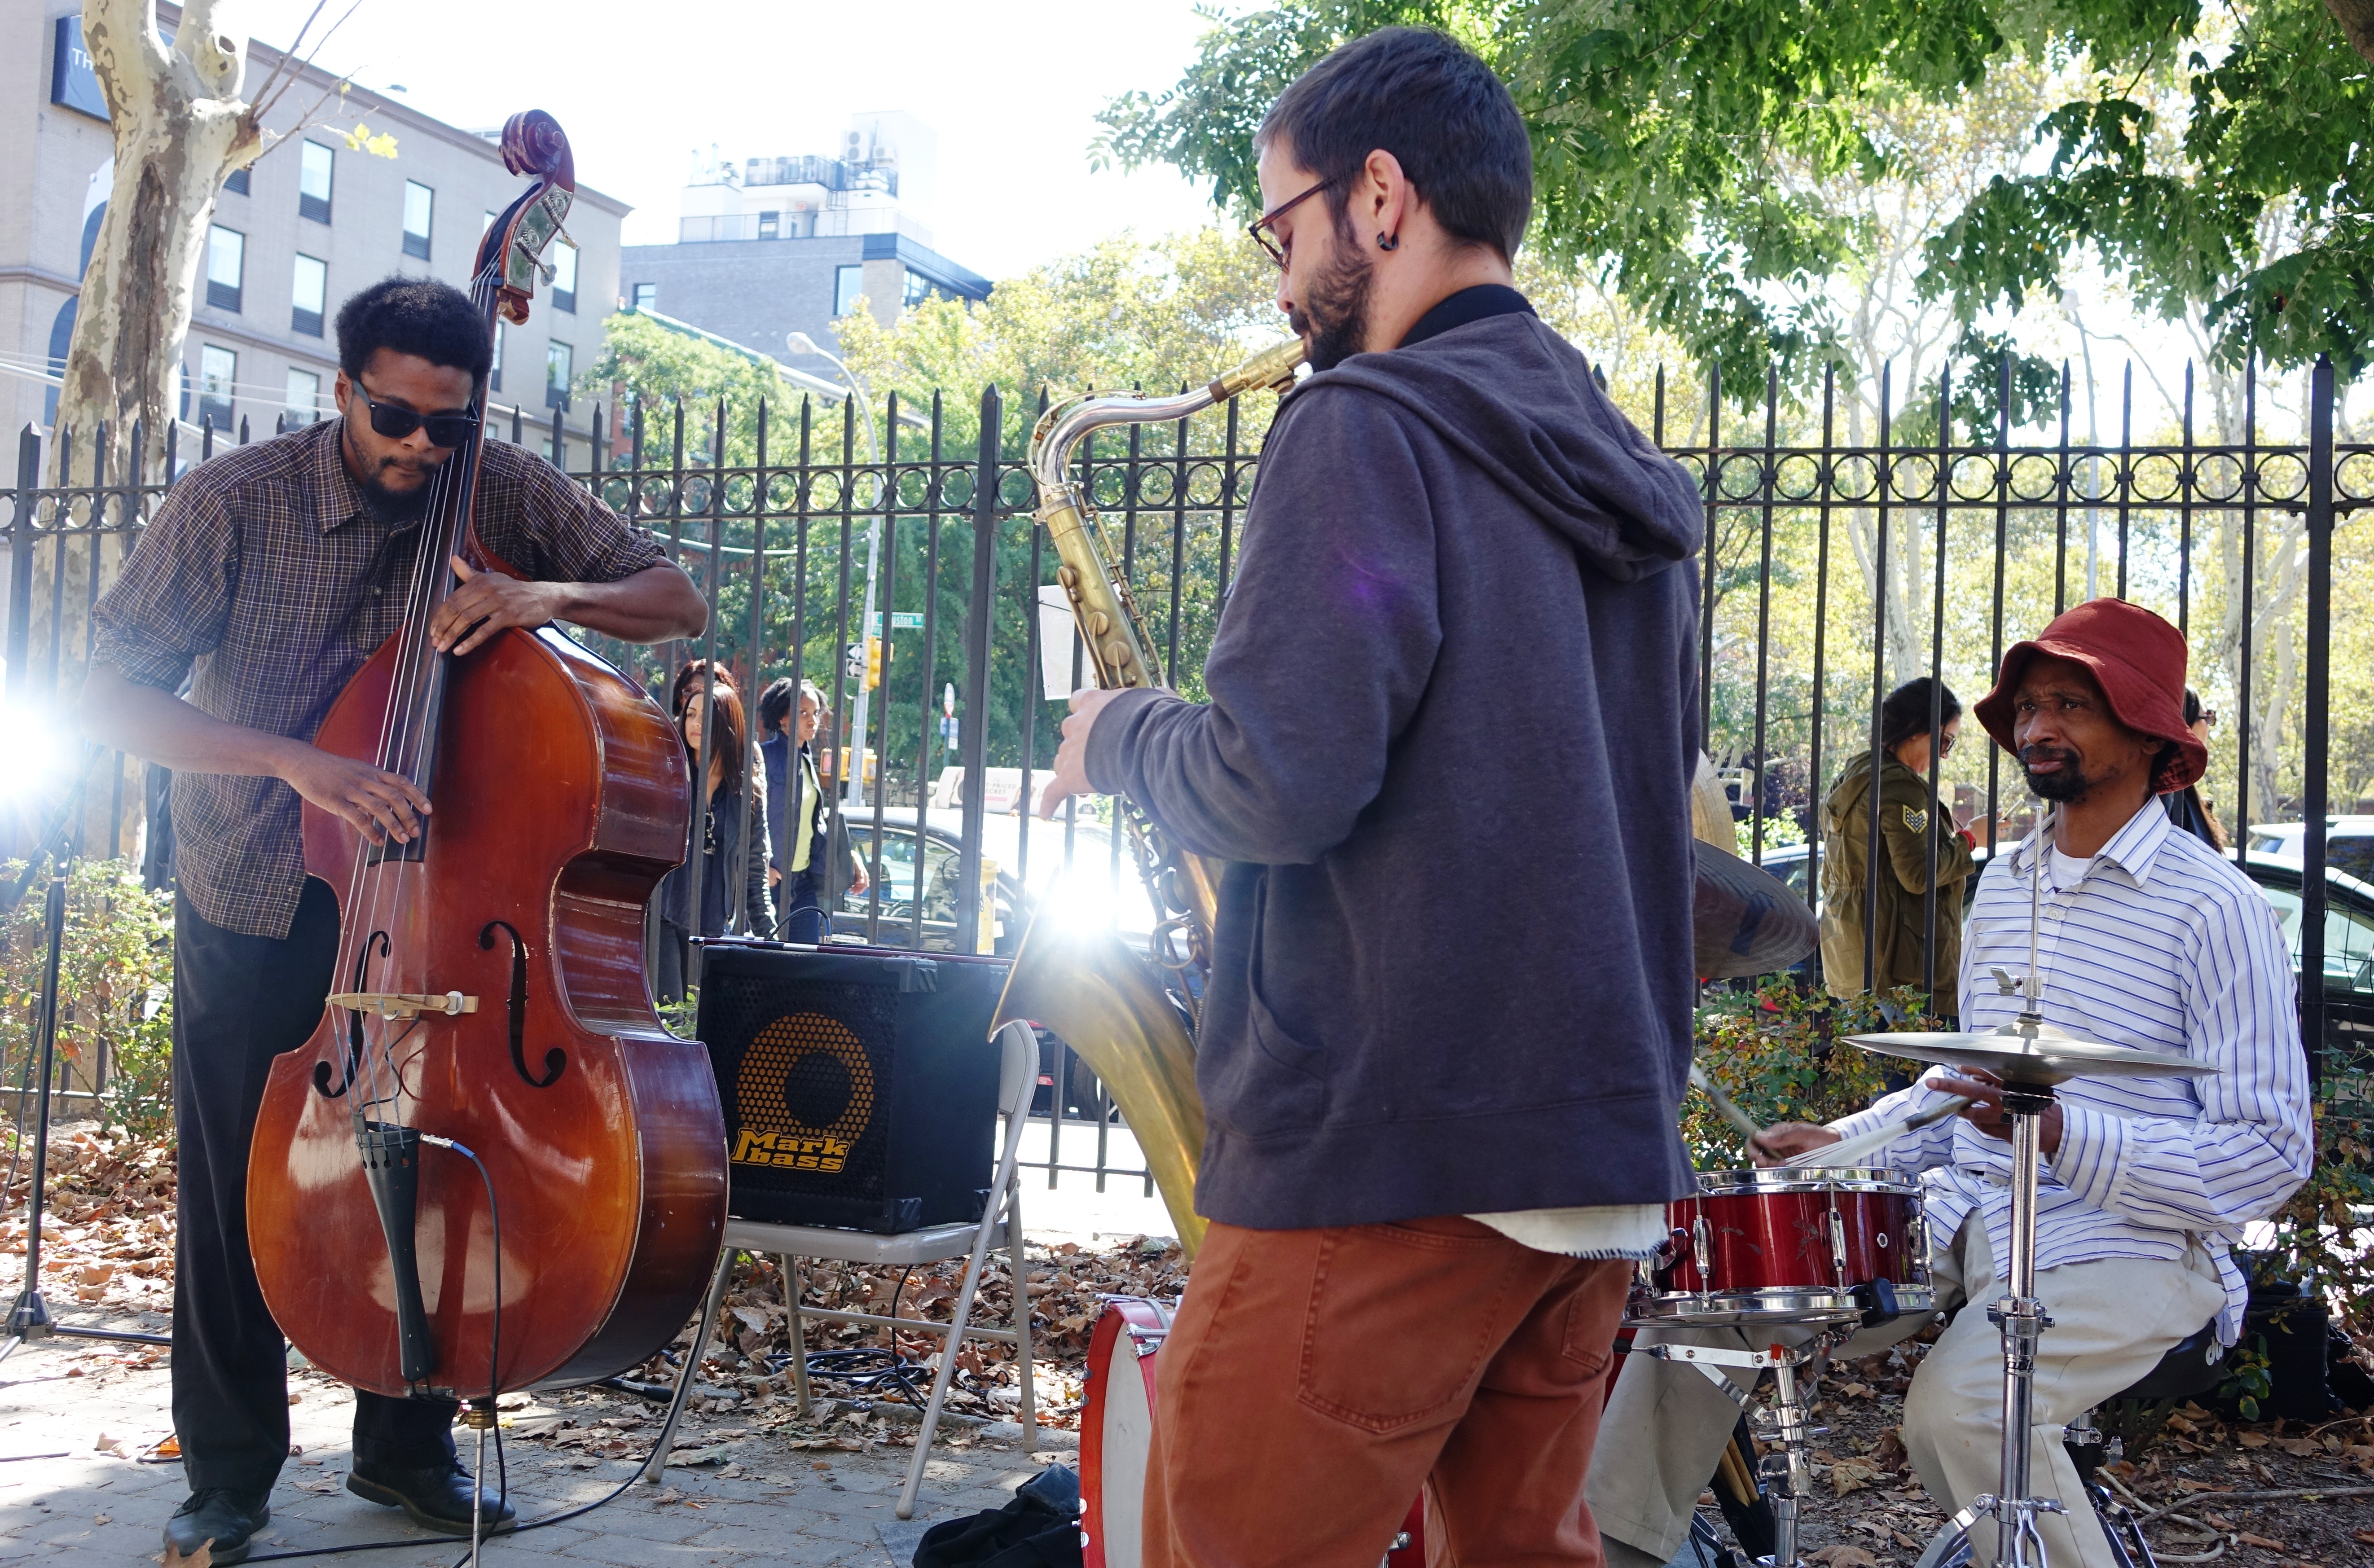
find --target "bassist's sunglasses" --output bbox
[352,383,479,449]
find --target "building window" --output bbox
[223,167,250,196]
[757,210,779,239]
[403,181,434,260]
[631,282,656,312]
[286,367,321,426]
[834,264,864,318]
[545,341,572,411]
[291,254,326,336]
[490,324,503,393]
[903,270,938,309]
[298,141,334,224]
[198,345,236,433]
[206,225,244,312]
[551,241,577,313]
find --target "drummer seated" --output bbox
[1589,602,2312,1568]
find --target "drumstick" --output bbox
[1688,1064,1764,1144]
[1782,1094,1974,1170]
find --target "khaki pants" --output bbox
[1587,1218,2225,1568]
[1143,1216,1634,1568]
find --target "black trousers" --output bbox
[173,875,458,1493]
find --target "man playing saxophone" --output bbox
[1038,27,1706,1567]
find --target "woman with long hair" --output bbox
[2162,689,2227,850]
[655,662,771,1003]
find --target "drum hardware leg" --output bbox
[1984,1085,2061,1568]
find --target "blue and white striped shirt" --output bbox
[1828,799,2313,1340]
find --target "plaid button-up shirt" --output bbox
[92,417,668,938]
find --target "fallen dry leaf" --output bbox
[2235,1533,2286,1551]
[158,1539,212,1567]
[2353,1529,2374,1546]
[1892,1532,1921,1550]
[94,1432,129,1456]
[1807,1548,1877,1568]
[2238,1432,2271,1449]
[94,1514,111,1525]
[1830,1459,1881,1496]
[648,1489,683,1505]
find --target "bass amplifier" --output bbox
[695,941,1008,1234]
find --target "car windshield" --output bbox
[2258,883,2374,994]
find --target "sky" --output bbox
[234,0,1234,277]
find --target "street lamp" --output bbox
[789,332,883,811]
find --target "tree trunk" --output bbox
[34,0,259,858]
[2328,0,2374,66]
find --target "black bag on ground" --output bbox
[912,1463,1081,1568]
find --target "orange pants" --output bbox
[1143,1216,1633,1568]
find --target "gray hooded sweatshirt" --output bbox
[1085,298,1705,1230]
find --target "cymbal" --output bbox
[1694,842,1819,979]
[1844,1021,2222,1088]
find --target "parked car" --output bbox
[2247,817,2374,884]
[1750,840,2374,1066]
[835,807,1156,956]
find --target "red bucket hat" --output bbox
[1972,598,2207,794]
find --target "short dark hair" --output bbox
[1879,677,1961,751]
[758,677,796,735]
[335,276,493,386]
[1257,27,1531,261]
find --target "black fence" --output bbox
[0,353,2362,1187]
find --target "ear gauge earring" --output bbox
[1377,232,1400,251]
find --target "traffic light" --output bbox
[865,637,883,690]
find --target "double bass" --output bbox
[247,113,726,1406]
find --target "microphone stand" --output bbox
[1,745,171,1363]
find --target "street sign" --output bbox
[866,612,926,632]
[843,641,865,678]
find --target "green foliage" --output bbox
[0,859,175,1141]
[1686,980,1939,1169]
[1107,0,2374,381]
[2262,1063,2374,1346]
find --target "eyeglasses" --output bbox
[1247,178,1332,268]
[352,383,478,449]
[1939,731,1957,757]
[2198,708,2219,729]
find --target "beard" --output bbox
[343,425,439,523]
[1288,215,1376,371]
[2020,744,2093,802]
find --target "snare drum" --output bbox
[1631,1167,1934,1327]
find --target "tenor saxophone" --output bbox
[991,338,1304,1256]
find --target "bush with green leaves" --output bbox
[1687,980,1936,1169]
[0,857,174,1141]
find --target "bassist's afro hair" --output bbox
[336,276,493,386]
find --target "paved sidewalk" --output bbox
[0,1329,1073,1567]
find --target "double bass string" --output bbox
[335,247,508,1134]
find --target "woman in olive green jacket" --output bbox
[1816,678,1976,1019]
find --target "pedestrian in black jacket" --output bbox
[756,676,867,943]
[1036,27,1704,1565]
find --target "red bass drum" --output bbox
[1080,1296,1426,1568]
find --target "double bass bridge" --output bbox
[329,991,481,1020]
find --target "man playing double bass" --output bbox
[83,277,706,1563]
[1041,28,1706,1566]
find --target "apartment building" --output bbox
[0,0,630,466]
[619,112,989,382]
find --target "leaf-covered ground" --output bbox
[9,1123,2373,1564]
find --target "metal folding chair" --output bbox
[641,1019,1039,1519]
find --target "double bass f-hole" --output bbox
[480,920,563,1088]
[314,930,391,1100]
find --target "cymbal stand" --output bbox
[1629,1327,1852,1568]
[1973,804,2064,1568]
